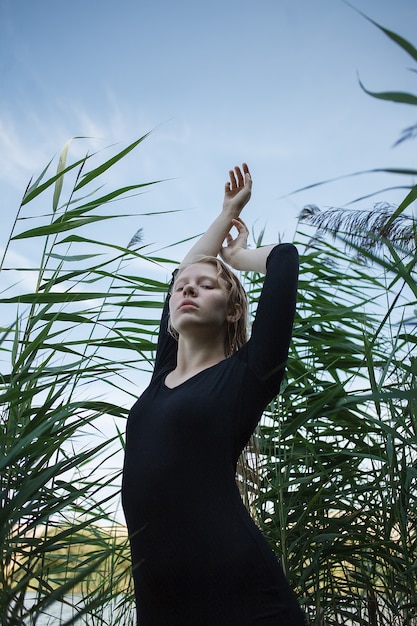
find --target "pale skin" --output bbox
[165,164,275,389]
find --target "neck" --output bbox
[175,334,226,376]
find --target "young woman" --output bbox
[122,164,305,625]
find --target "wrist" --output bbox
[233,249,249,271]
[222,201,242,217]
[224,248,247,271]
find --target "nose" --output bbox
[183,282,197,296]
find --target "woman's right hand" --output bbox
[222,164,252,215]
[220,218,250,269]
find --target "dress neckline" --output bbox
[163,359,227,390]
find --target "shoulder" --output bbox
[266,243,299,266]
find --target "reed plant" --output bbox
[252,14,417,624]
[0,136,173,625]
[254,229,416,624]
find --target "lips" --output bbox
[178,300,198,310]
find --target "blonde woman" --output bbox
[122,164,305,625]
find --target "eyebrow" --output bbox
[175,274,218,285]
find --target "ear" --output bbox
[227,303,242,324]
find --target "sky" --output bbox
[1,0,417,520]
[1,0,416,260]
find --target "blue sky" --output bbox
[1,0,416,261]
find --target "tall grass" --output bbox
[254,230,416,624]
[0,136,173,625]
[253,13,417,624]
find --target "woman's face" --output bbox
[169,263,231,338]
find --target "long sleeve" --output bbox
[244,243,299,400]
[152,271,178,377]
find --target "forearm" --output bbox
[181,164,251,267]
[181,209,238,266]
[227,245,275,274]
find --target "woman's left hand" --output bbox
[220,218,249,268]
[222,164,252,216]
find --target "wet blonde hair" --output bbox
[168,255,248,356]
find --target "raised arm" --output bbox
[180,164,252,266]
[220,217,274,274]
[221,214,299,398]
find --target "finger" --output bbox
[222,232,233,246]
[219,246,228,261]
[242,165,252,188]
[232,217,249,234]
[242,162,251,177]
[234,166,244,188]
[229,169,237,189]
[230,222,248,248]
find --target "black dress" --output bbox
[122,244,305,625]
